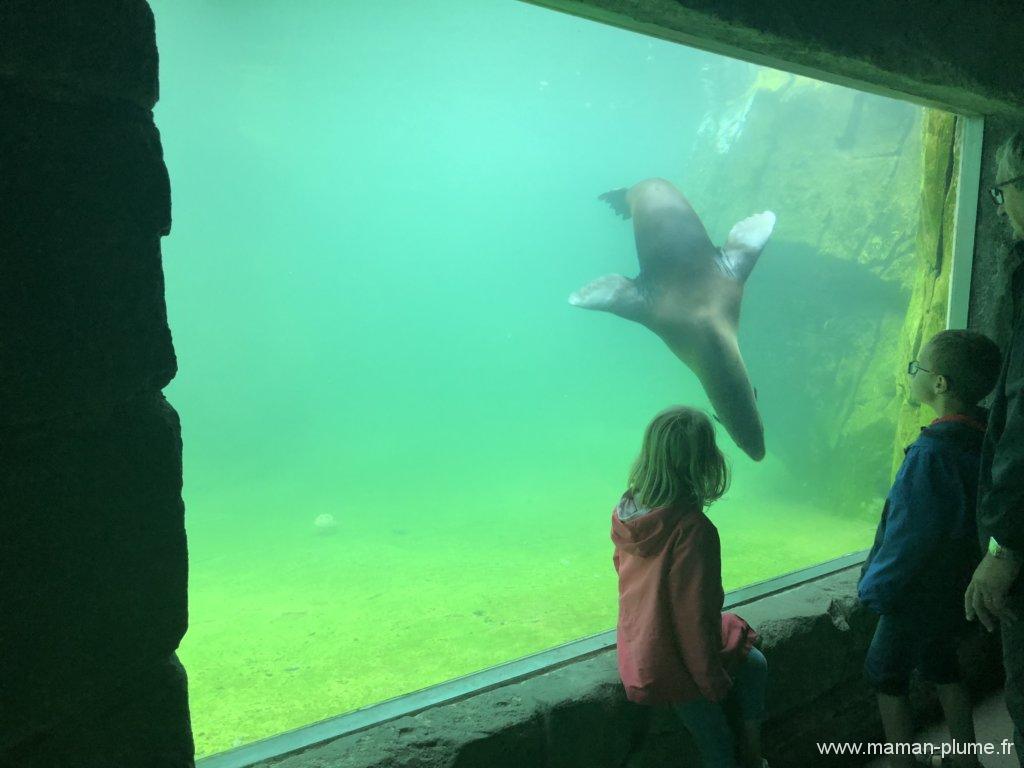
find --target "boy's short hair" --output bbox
[927,330,1002,405]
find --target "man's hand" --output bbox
[965,552,1022,631]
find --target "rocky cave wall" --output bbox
[0,1,192,766]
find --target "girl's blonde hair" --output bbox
[628,406,729,510]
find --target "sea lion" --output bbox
[569,178,775,461]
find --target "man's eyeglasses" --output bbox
[908,360,952,386]
[990,174,1024,206]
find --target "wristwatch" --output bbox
[989,537,1024,562]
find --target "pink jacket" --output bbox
[612,494,757,705]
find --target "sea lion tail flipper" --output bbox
[568,274,644,321]
[598,188,632,219]
[719,211,777,283]
[686,330,765,461]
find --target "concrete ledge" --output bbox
[245,566,1003,768]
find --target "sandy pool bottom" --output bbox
[179,485,877,758]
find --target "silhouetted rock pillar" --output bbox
[0,2,193,766]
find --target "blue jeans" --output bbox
[673,647,768,768]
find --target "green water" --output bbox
[150,0,925,756]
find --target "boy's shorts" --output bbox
[864,611,965,696]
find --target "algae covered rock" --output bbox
[678,59,953,513]
[889,110,960,476]
[686,62,921,290]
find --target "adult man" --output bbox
[967,129,1024,764]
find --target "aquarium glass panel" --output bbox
[150,0,940,756]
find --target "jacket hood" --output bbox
[611,493,700,557]
[918,409,988,453]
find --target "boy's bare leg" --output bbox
[937,682,983,768]
[878,693,916,768]
[738,720,764,768]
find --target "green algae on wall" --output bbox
[688,62,921,288]
[684,59,924,513]
[889,110,959,477]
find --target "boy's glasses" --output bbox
[908,360,952,386]
[990,174,1024,206]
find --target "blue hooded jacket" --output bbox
[857,415,986,617]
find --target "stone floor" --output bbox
[865,691,1018,767]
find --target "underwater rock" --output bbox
[688,60,920,289]
[889,110,960,478]
[681,58,942,503]
[313,513,338,535]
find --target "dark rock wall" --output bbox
[0,2,192,766]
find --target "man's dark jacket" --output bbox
[978,244,1024,576]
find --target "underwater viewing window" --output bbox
[148,0,981,762]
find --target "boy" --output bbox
[858,329,1002,768]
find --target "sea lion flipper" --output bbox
[569,274,645,321]
[598,188,631,219]
[719,211,776,283]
